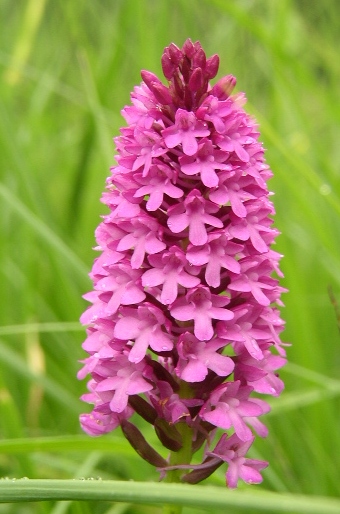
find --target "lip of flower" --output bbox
[78,38,287,488]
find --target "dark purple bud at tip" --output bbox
[168,43,182,64]
[141,70,172,104]
[182,38,195,58]
[151,82,173,105]
[193,48,206,70]
[141,70,162,88]
[161,53,175,80]
[205,54,220,79]
[148,359,179,391]
[121,420,168,468]
[188,67,203,92]
[128,395,157,425]
[210,74,237,99]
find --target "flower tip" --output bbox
[182,38,196,58]
[161,43,183,79]
[205,54,220,79]
[188,67,203,92]
[141,69,172,104]
[210,74,237,100]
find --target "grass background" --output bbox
[1,0,340,512]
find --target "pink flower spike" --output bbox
[79,39,287,488]
[187,233,243,288]
[127,128,168,177]
[94,263,145,314]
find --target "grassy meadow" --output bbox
[1,0,340,512]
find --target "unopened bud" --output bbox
[162,52,175,80]
[210,74,237,99]
[168,43,182,65]
[128,395,157,425]
[121,420,167,468]
[192,48,206,70]
[188,67,203,92]
[182,38,195,58]
[205,54,220,79]
[141,70,173,104]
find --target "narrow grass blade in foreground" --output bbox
[1,480,340,514]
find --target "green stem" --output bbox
[1,479,340,513]
[162,381,195,514]
[162,423,193,514]
[164,422,193,484]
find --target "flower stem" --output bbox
[162,421,193,514]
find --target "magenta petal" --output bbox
[189,219,208,245]
[226,463,240,489]
[201,167,219,188]
[229,411,253,442]
[128,337,150,363]
[182,133,198,156]
[239,463,264,485]
[209,306,234,321]
[203,408,232,430]
[170,303,195,321]
[163,131,182,149]
[181,360,208,382]
[142,268,164,287]
[208,354,234,376]
[114,317,140,340]
[167,213,188,233]
[194,315,214,341]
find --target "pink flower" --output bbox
[162,109,210,156]
[170,286,233,341]
[133,163,183,211]
[142,246,200,304]
[179,139,230,187]
[167,189,223,245]
[114,304,173,363]
[116,216,166,269]
[78,39,287,488]
[176,332,234,382]
[207,433,268,488]
[186,233,242,288]
[200,381,264,441]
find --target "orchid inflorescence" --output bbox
[78,39,287,488]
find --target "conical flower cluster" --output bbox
[78,39,287,488]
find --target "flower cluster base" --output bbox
[78,39,287,488]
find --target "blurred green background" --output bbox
[1,0,340,513]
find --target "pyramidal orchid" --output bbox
[78,39,287,488]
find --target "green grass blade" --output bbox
[1,480,340,513]
[0,183,88,279]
